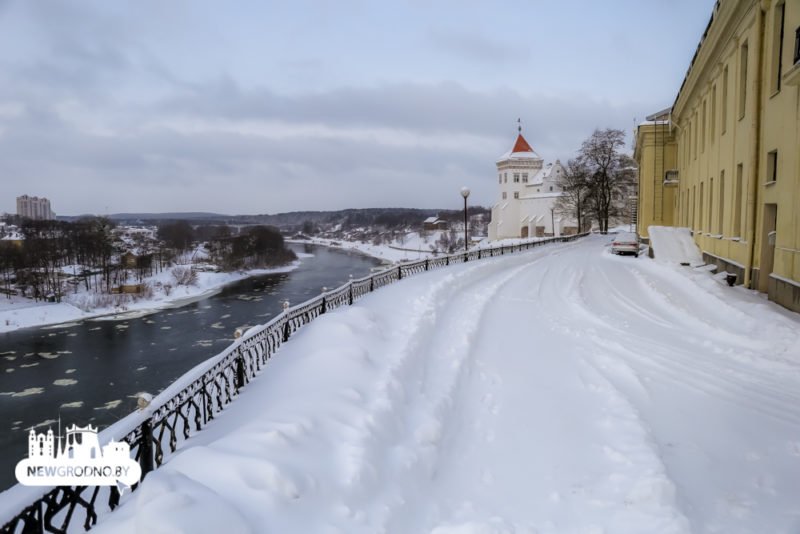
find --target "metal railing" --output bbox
[1,232,588,533]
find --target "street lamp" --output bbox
[550,208,555,237]
[460,187,470,252]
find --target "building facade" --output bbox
[16,195,55,220]
[488,133,577,240]
[635,0,800,312]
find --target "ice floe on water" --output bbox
[194,340,214,348]
[26,418,56,430]
[1,387,45,397]
[60,401,83,408]
[19,363,39,368]
[94,400,122,410]
[161,326,172,330]
[53,378,78,386]
[220,314,231,319]
[210,322,225,329]
[41,322,80,330]
[65,368,76,374]
[38,352,58,359]
[88,326,102,331]
[57,350,72,355]
[136,366,147,371]
[3,355,16,361]
[0,351,15,356]
[5,369,13,373]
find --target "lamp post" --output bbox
[550,208,555,237]
[460,187,470,252]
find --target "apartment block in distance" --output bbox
[635,0,800,313]
[16,195,55,221]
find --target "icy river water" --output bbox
[0,244,382,491]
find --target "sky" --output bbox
[0,0,716,216]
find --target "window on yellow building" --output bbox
[699,182,704,232]
[514,192,519,199]
[502,192,507,200]
[710,85,716,140]
[701,100,706,153]
[733,164,743,237]
[738,42,748,120]
[709,177,713,233]
[722,66,729,134]
[767,150,778,183]
[718,170,725,235]
[771,2,786,94]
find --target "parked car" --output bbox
[611,232,640,257]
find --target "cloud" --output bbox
[427,29,530,64]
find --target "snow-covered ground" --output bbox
[93,234,800,533]
[289,234,444,263]
[0,259,306,334]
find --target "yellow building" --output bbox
[633,108,678,241]
[635,0,800,313]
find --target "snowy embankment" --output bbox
[0,259,307,334]
[93,235,800,533]
[288,235,441,263]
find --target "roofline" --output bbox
[671,1,719,113]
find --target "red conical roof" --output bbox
[512,134,534,153]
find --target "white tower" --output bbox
[488,122,574,240]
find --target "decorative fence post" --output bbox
[139,418,155,479]
[398,266,402,280]
[425,259,429,271]
[369,276,374,292]
[348,275,354,305]
[321,287,327,314]
[282,301,291,342]
[235,351,245,389]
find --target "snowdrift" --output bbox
[648,226,703,265]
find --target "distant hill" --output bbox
[57,207,491,230]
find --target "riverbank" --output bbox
[0,256,309,334]
[287,235,444,263]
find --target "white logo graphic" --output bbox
[15,423,141,492]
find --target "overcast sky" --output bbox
[0,0,715,216]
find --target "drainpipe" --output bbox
[744,1,767,288]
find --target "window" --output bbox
[718,170,725,234]
[502,192,507,200]
[701,100,706,152]
[795,25,800,65]
[699,182,704,231]
[721,66,728,134]
[710,85,716,140]
[498,174,502,184]
[513,173,520,183]
[739,41,748,119]
[771,2,786,93]
[549,186,553,191]
[733,164,743,236]
[767,150,778,183]
[504,174,507,183]
[709,177,713,232]
[513,192,519,199]
[522,173,528,183]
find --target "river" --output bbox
[0,244,383,491]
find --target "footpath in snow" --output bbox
[94,235,800,533]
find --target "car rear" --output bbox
[611,232,640,257]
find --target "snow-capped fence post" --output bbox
[398,266,402,280]
[425,259,429,271]
[348,275,354,305]
[369,276,374,292]
[139,418,155,479]
[321,287,328,314]
[235,350,246,390]
[446,255,450,266]
[282,301,291,342]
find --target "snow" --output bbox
[90,235,800,533]
[0,261,303,333]
[648,226,704,265]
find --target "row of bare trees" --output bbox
[555,128,637,233]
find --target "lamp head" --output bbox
[460,187,471,199]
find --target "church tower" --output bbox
[488,121,574,240]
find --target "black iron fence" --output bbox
[1,233,588,533]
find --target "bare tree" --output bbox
[555,158,592,233]
[576,128,635,233]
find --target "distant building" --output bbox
[488,130,577,240]
[16,195,55,221]
[423,217,448,231]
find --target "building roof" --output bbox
[497,134,542,162]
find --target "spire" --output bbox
[511,134,534,153]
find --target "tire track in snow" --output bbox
[337,243,578,533]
